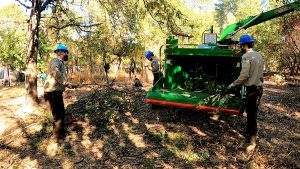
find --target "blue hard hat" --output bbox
[239,34,255,45]
[54,43,69,53]
[145,51,153,60]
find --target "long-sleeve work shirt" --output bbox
[151,56,160,73]
[233,48,264,87]
[44,58,67,92]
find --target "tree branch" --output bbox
[41,0,56,12]
[15,0,32,9]
[142,0,165,32]
[48,22,102,30]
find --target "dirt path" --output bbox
[0,80,299,169]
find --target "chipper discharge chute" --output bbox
[146,1,300,114]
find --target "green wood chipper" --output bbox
[146,1,300,115]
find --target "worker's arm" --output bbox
[233,57,250,86]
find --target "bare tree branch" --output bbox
[15,0,32,9]
[48,22,102,30]
[41,0,56,12]
[142,0,165,32]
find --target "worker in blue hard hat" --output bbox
[44,43,69,143]
[145,51,162,85]
[228,34,264,145]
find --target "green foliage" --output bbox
[184,71,227,94]
[174,138,188,150]
[0,0,297,74]
[0,4,27,69]
[147,131,166,143]
[141,158,156,169]
[160,149,176,159]
[165,145,207,163]
[215,0,238,32]
[38,31,53,72]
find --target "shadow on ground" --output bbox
[0,82,299,168]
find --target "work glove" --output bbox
[227,83,235,89]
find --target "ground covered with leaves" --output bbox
[0,77,299,169]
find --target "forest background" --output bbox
[0,0,299,103]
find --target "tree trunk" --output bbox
[75,48,79,70]
[25,0,41,105]
[140,56,145,80]
[6,64,10,87]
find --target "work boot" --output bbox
[243,131,257,142]
[242,132,251,142]
[54,133,65,144]
[238,139,248,151]
[249,134,257,144]
[246,135,257,153]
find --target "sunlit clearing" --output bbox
[19,157,39,169]
[111,125,127,147]
[124,111,139,124]
[37,87,44,97]
[80,122,93,149]
[92,140,104,159]
[122,122,146,148]
[165,144,204,163]
[6,129,28,147]
[264,87,288,94]
[111,124,120,136]
[145,124,166,132]
[15,105,34,119]
[167,132,190,141]
[27,123,43,134]
[0,87,9,92]
[46,141,59,157]
[81,138,92,149]
[145,151,159,158]
[62,158,74,169]
[263,103,286,113]
[189,126,207,137]
[11,95,26,105]
[0,120,9,135]
[69,130,79,141]
[161,162,173,168]
[295,111,300,118]
[13,96,35,119]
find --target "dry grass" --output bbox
[67,70,136,85]
[68,71,106,84]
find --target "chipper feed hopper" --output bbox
[146,1,300,115]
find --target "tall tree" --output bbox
[280,3,300,75]
[16,0,56,105]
